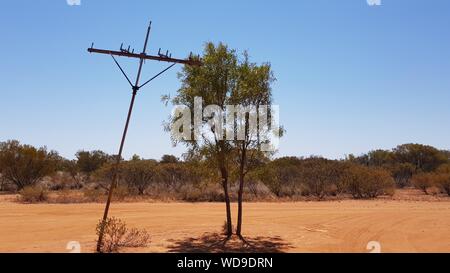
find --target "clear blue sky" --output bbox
[1,0,449,160]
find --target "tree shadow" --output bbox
[167,233,291,253]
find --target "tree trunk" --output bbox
[236,174,244,237]
[220,166,233,237]
[236,142,247,237]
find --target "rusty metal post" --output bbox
[95,22,151,252]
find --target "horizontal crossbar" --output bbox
[88,47,202,66]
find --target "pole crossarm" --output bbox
[88,47,202,66]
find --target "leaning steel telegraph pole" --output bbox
[87,21,201,252]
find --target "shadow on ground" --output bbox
[167,233,291,253]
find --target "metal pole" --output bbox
[96,22,152,252]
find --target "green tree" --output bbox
[75,150,111,181]
[393,144,447,172]
[362,150,394,167]
[121,159,158,195]
[160,154,179,164]
[228,52,279,238]
[167,42,238,237]
[0,140,59,190]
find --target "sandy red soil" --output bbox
[0,194,449,253]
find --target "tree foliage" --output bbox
[121,159,158,195]
[0,140,59,190]
[393,144,447,172]
[75,150,111,178]
[160,154,179,164]
[167,42,239,236]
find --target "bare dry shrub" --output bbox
[83,187,105,202]
[412,173,434,194]
[47,171,81,190]
[181,186,203,202]
[112,185,129,201]
[96,217,150,253]
[19,185,48,203]
[435,174,450,196]
[178,184,227,202]
[50,189,86,203]
[53,188,73,203]
[435,165,450,196]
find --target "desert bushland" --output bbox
[350,144,448,173]
[2,139,450,202]
[256,157,347,199]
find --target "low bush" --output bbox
[112,185,129,201]
[19,185,49,203]
[50,189,87,204]
[412,173,434,194]
[390,163,415,188]
[48,171,82,191]
[341,166,395,199]
[436,176,450,196]
[96,217,150,253]
[178,184,225,202]
[53,188,74,203]
[83,187,105,202]
[431,174,450,196]
[435,164,450,196]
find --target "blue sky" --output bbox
[1,0,449,160]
